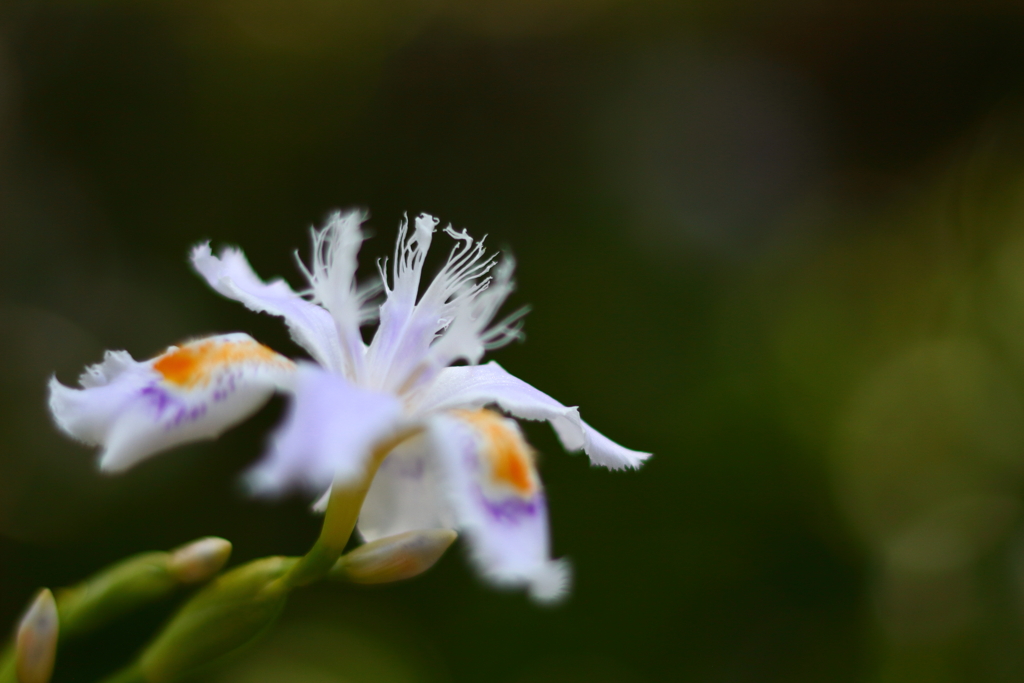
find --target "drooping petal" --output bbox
[358,433,455,541]
[191,243,346,373]
[246,363,404,496]
[429,409,570,603]
[415,362,651,470]
[49,334,295,473]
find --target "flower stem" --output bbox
[0,645,14,683]
[96,663,145,683]
[281,427,422,588]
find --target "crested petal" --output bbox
[246,363,404,496]
[191,243,346,372]
[365,213,439,392]
[49,334,295,473]
[365,215,522,395]
[422,249,523,372]
[358,433,455,542]
[429,409,570,603]
[415,362,651,470]
[295,210,380,381]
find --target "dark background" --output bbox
[5,1,1024,681]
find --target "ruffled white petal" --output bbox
[358,434,454,541]
[246,363,404,496]
[295,210,380,381]
[49,334,295,473]
[415,362,651,470]
[191,243,346,373]
[429,409,570,603]
[422,249,523,371]
[365,215,522,395]
[365,213,439,392]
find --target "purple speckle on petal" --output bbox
[139,384,173,417]
[139,384,209,432]
[476,487,544,524]
[168,402,207,429]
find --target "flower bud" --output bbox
[56,537,233,639]
[330,529,457,584]
[167,537,232,584]
[56,552,177,640]
[55,548,179,643]
[16,589,58,683]
[138,556,297,683]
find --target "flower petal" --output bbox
[415,362,651,470]
[429,409,570,603]
[358,434,454,542]
[365,213,439,392]
[365,215,521,395]
[191,243,345,372]
[246,363,404,496]
[49,334,295,473]
[295,211,380,381]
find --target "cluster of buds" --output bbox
[0,530,455,683]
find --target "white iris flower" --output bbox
[49,211,650,602]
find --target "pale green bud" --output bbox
[330,529,457,584]
[138,556,297,683]
[15,589,58,683]
[56,552,176,640]
[56,538,232,639]
[167,537,232,584]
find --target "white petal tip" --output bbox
[241,467,279,498]
[190,241,212,260]
[528,559,572,605]
[97,449,133,474]
[47,376,76,436]
[582,423,652,471]
[605,450,653,471]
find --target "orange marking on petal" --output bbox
[453,409,537,496]
[153,338,291,388]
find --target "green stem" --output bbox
[280,428,422,589]
[97,663,146,683]
[277,541,338,589]
[0,645,14,683]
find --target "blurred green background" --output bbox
[6,1,1024,681]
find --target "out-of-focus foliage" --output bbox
[5,0,1024,681]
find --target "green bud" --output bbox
[138,556,297,683]
[330,529,457,584]
[56,552,176,640]
[167,537,232,584]
[15,589,58,683]
[56,537,233,639]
